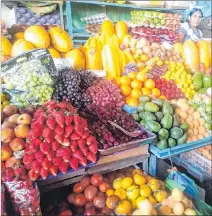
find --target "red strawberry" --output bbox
[47,151,55,161]
[81,147,88,156]
[45,133,54,144]
[14,167,26,177]
[77,139,86,149]
[46,101,57,113]
[35,151,45,163]
[31,160,41,174]
[70,141,77,152]
[86,135,96,146]
[33,108,45,119]
[59,161,69,174]
[72,150,83,160]
[55,125,64,135]
[53,157,62,166]
[54,111,65,128]
[88,143,98,154]
[63,154,71,163]
[23,154,35,165]
[31,138,42,148]
[31,127,43,139]
[24,145,37,154]
[80,157,88,167]
[51,141,59,151]
[55,134,63,144]
[81,118,88,128]
[32,115,46,126]
[64,125,74,137]
[81,131,90,140]
[56,148,63,157]
[70,133,81,141]
[42,157,52,170]
[46,116,56,130]
[40,142,50,154]
[61,138,70,147]
[40,167,49,180]
[73,115,81,125]
[56,102,67,109]
[65,115,73,126]
[28,169,40,181]
[56,148,71,157]
[74,125,84,137]
[69,158,79,170]
[67,103,77,113]
[42,128,52,138]
[50,165,58,176]
[87,152,97,163]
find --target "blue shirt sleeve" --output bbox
[179,26,187,36]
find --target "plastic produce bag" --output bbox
[1,184,7,216]
[2,167,42,216]
[1,49,57,107]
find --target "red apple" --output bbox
[8,114,20,124]
[17,113,32,125]
[1,145,13,161]
[9,138,26,152]
[1,122,17,130]
[14,125,30,138]
[1,128,15,143]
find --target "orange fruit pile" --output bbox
[118,71,164,106]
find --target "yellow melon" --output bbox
[48,46,61,58]
[49,26,73,52]
[24,26,50,48]
[65,49,85,69]
[1,35,12,56]
[11,39,35,57]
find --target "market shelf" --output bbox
[150,136,212,159]
[37,145,150,193]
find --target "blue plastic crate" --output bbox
[150,136,212,159]
[123,104,137,114]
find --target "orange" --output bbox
[160,95,167,100]
[136,72,147,82]
[106,189,114,197]
[116,200,132,215]
[120,85,131,96]
[152,88,161,97]
[128,72,137,80]
[140,185,151,197]
[142,88,151,96]
[144,79,155,89]
[127,98,139,107]
[133,174,146,186]
[120,76,131,86]
[132,169,143,176]
[140,54,149,62]
[131,79,143,89]
[114,188,127,200]
[126,96,131,104]
[131,89,142,99]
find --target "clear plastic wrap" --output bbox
[1,184,7,216]
[2,167,42,216]
[1,49,57,107]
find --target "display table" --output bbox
[37,145,149,193]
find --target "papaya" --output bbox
[115,21,128,44]
[170,127,184,139]
[177,133,188,145]
[197,40,211,70]
[155,112,164,122]
[65,49,85,69]
[156,140,168,150]
[144,102,159,113]
[162,102,173,115]
[158,128,169,140]
[1,35,12,56]
[11,39,35,57]
[139,96,150,103]
[145,120,161,133]
[137,103,145,112]
[49,26,73,52]
[173,114,180,127]
[143,112,156,121]
[151,98,164,107]
[192,73,203,90]
[132,112,140,121]
[24,26,50,48]
[168,138,176,147]
[139,111,146,119]
[180,123,189,132]
[161,113,172,129]
[48,46,61,58]
[101,20,115,36]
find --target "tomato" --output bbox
[93,195,106,209]
[106,195,120,210]
[67,193,76,204]
[84,207,96,216]
[80,176,91,188]
[73,183,84,193]
[84,185,98,201]
[100,206,113,215]
[74,193,87,207]
[99,182,110,192]
[91,174,103,186]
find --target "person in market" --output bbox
[178,8,203,42]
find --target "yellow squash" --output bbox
[102,43,121,80]
[101,20,115,36]
[197,40,211,70]
[115,21,128,44]
[182,40,199,71]
[65,49,85,69]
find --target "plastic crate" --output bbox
[123,104,137,114]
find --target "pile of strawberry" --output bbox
[23,101,98,181]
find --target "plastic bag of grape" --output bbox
[1,49,57,107]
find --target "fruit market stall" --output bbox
[1,1,212,215]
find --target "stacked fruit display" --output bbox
[1,104,33,169]
[172,98,210,142]
[162,61,196,99]
[105,167,167,215]
[23,101,98,180]
[132,96,188,149]
[189,88,212,130]
[118,71,166,107]
[85,104,148,150]
[2,167,41,216]
[1,93,10,111]
[67,174,112,215]
[159,188,197,215]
